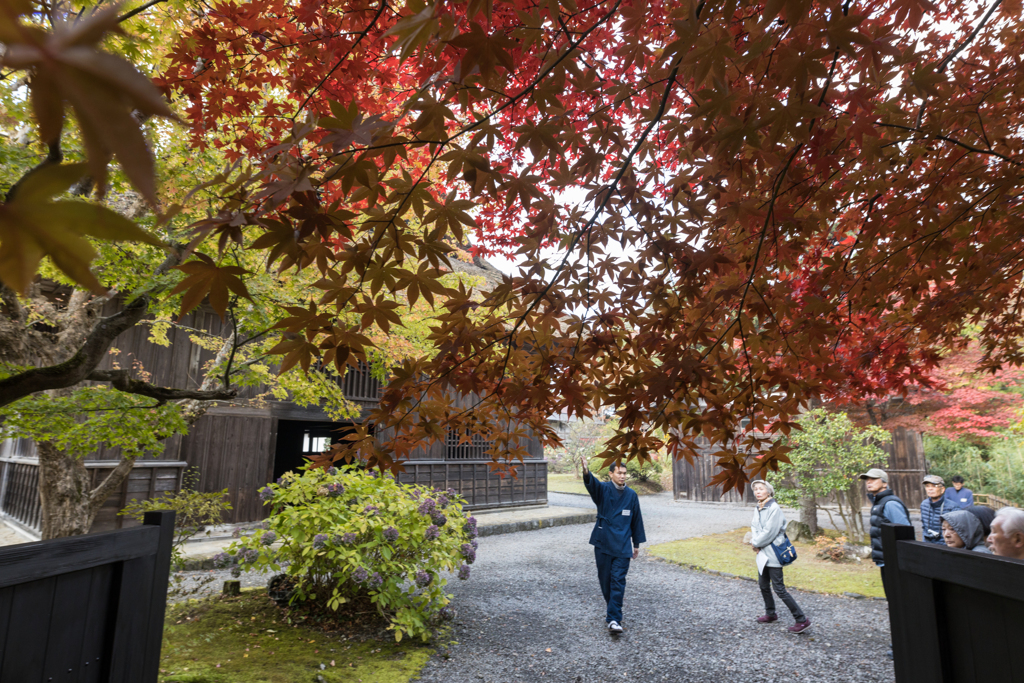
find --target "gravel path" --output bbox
[174,492,897,682]
[417,492,896,683]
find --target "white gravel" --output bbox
[417,492,896,683]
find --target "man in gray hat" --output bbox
[921,474,951,545]
[860,467,911,660]
[860,468,912,566]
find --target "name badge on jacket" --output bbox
[622,509,630,516]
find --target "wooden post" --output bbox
[141,510,175,683]
[882,523,949,683]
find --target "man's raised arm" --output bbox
[580,454,602,506]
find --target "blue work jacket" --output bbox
[583,470,647,558]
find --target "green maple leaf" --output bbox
[0,163,163,294]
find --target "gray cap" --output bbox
[858,468,888,483]
[923,474,945,486]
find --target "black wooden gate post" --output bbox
[881,523,916,682]
[0,508,175,683]
[142,511,175,682]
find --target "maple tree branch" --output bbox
[876,122,1020,165]
[916,0,1004,127]
[85,369,238,402]
[0,296,150,408]
[118,0,168,22]
[294,0,391,116]
[936,0,1004,73]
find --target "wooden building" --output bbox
[0,294,547,538]
[672,426,927,508]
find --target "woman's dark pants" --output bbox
[758,565,806,622]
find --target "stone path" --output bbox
[0,520,31,547]
[416,492,896,683]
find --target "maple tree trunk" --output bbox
[799,492,819,537]
[37,441,137,540]
[37,441,98,539]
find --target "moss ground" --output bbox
[160,590,432,683]
[547,473,664,496]
[648,528,884,598]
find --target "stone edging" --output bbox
[181,511,597,570]
[477,511,596,537]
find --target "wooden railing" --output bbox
[0,457,187,537]
[974,493,1018,509]
[0,510,175,682]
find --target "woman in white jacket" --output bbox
[750,480,811,633]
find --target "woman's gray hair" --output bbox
[995,507,1024,538]
[751,479,774,496]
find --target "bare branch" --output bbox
[86,369,238,402]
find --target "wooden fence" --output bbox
[0,510,175,683]
[0,458,186,538]
[974,493,1018,510]
[882,524,1024,682]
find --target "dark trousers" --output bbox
[758,565,806,622]
[595,548,630,624]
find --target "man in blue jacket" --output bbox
[580,454,646,634]
[944,475,974,509]
[921,474,952,544]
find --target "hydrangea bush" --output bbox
[223,465,477,641]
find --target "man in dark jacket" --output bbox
[860,468,911,660]
[860,468,912,567]
[580,455,646,634]
[921,474,952,544]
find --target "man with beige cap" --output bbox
[859,468,912,566]
[859,467,911,660]
[921,474,952,545]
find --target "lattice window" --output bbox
[340,361,381,401]
[445,430,494,460]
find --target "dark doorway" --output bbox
[272,420,356,482]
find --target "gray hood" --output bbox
[941,509,987,551]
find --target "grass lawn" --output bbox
[547,473,590,495]
[160,590,431,683]
[547,473,664,496]
[648,528,884,598]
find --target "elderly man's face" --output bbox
[987,518,1024,559]
[864,477,886,494]
[924,483,945,501]
[942,521,965,548]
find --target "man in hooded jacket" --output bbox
[941,510,992,553]
[580,454,646,634]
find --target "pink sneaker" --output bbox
[756,614,778,623]
[788,619,812,634]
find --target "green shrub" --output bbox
[588,454,664,483]
[220,465,476,642]
[120,469,232,571]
